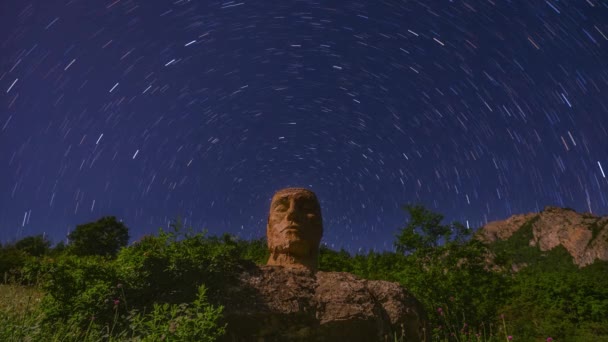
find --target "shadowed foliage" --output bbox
[67,216,129,257]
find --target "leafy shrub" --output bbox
[115,229,242,309]
[127,285,225,342]
[0,283,225,342]
[0,247,33,284]
[30,227,235,340]
[36,254,120,330]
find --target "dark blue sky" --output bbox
[1,0,607,253]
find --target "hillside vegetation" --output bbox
[1,208,607,341]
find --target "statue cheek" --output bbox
[270,213,285,223]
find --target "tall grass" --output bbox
[0,282,224,342]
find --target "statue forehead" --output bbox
[271,188,318,202]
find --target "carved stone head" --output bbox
[266,188,323,271]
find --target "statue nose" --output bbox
[286,205,298,221]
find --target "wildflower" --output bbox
[508,336,513,340]
[546,338,553,342]
[437,307,443,315]
[113,299,120,306]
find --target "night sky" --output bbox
[1,0,607,253]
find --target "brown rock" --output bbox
[476,212,537,243]
[219,265,429,341]
[476,206,608,267]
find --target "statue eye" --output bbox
[302,205,315,211]
[274,204,287,212]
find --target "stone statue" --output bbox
[219,187,429,341]
[266,187,323,271]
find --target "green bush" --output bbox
[29,227,235,340]
[36,254,119,329]
[0,283,225,342]
[127,285,225,341]
[0,247,33,283]
[115,229,242,308]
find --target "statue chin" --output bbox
[271,239,311,258]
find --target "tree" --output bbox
[236,237,269,265]
[15,234,51,256]
[392,205,508,330]
[68,216,129,257]
[319,246,353,272]
[394,204,470,254]
[0,245,28,281]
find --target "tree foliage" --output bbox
[67,216,129,257]
[15,234,51,257]
[394,204,470,254]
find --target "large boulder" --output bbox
[219,265,429,341]
[476,206,608,267]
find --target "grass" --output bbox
[0,283,45,342]
[0,283,43,314]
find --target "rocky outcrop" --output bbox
[476,206,608,267]
[219,265,429,342]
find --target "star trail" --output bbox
[1,0,607,253]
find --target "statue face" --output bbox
[267,188,323,258]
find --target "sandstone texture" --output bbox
[476,206,608,267]
[219,265,429,342]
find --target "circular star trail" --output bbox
[1,0,607,253]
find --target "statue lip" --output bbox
[282,225,301,232]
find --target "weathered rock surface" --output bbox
[476,206,608,267]
[219,265,429,342]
